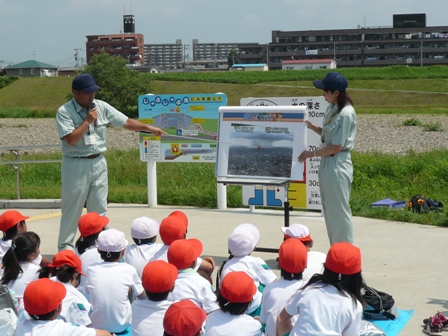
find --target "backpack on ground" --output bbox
[362,284,397,320]
[407,195,444,213]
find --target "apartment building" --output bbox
[238,14,448,70]
[143,39,244,71]
[85,15,145,66]
[86,33,145,66]
[144,40,184,70]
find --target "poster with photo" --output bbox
[240,96,328,210]
[216,106,307,182]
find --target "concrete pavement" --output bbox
[2,200,447,335]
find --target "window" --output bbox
[31,69,35,75]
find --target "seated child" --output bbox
[163,299,207,336]
[125,216,164,277]
[167,238,219,313]
[260,239,307,336]
[220,223,277,315]
[85,228,146,334]
[205,271,262,336]
[38,250,92,326]
[0,210,50,267]
[154,211,215,285]
[281,223,326,283]
[0,231,41,311]
[152,211,188,261]
[0,210,29,263]
[276,242,364,336]
[15,278,111,336]
[131,260,177,336]
[74,212,109,295]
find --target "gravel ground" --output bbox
[1,115,447,155]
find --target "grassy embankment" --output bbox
[0,66,447,225]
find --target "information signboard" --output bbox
[138,93,227,162]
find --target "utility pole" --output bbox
[32,50,36,60]
[0,60,4,70]
[74,48,81,68]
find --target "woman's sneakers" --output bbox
[423,312,448,336]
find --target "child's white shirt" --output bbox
[85,261,144,333]
[260,278,304,336]
[205,309,262,336]
[75,245,102,295]
[302,251,327,283]
[0,239,11,263]
[15,312,96,336]
[285,283,362,336]
[168,268,219,314]
[124,242,164,277]
[53,278,92,326]
[131,299,172,336]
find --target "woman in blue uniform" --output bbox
[298,72,357,245]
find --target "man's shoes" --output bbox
[423,315,443,336]
[423,312,448,331]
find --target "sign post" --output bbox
[138,93,227,207]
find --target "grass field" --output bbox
[1,66,448,116]
[1,67,447,226]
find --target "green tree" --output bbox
[81,51,152,118]
[227,50,238,68]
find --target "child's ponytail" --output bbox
[1,231,40,285]
[75,232,101,255]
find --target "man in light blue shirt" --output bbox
[56,74,165,251]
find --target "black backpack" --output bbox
[407,195,444,213]
[362,285,397,320]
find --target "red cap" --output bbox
[278,238,308,274]
[160,215,188,245]
[48,250,85,276]
[167,238,203,270]
[0,210,29,232]
[24,278,66,316]
[325,242,362,275]
[220,271,256,303]
[142,260,178,293]
[78,212,109,237]
[163,299,206,336]
[169,210,189,228]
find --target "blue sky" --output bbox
[0,0,445,67]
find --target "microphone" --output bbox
[89,102,97,127]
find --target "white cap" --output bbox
[228,223,260,257]
[281,223,311,242]
[98,228,128,252]
[131,217,160,239]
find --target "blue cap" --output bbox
[313,72,348,92]
[72,74,101,93]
